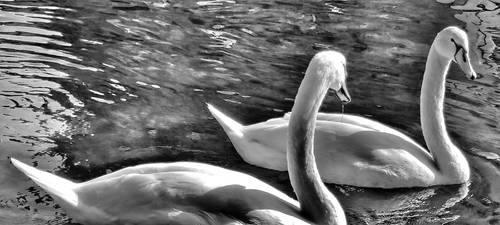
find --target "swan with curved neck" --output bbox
[207,26,476,188]
[10,51,348,224]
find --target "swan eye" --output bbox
[450,38,465,62]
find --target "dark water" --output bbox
[0,0,499,224]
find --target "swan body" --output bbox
[208,26,476,188]
[11,50,348,225]
[11,159,308,225]
[207,109,437,187]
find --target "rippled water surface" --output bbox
[0,0,499,224]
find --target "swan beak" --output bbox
[336,83,351,104]
[455,49,477,80]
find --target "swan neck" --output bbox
[287,68,344,224]
[420,45,469,181]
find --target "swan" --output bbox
[207,26,477,188]
[10,50,348,225]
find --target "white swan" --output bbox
[10,50,348,225]
[207,26,477,188]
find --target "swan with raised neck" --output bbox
[207,26,476,188]
[287,51,349,223]
[10,50,349,224]
[420,26,475,183]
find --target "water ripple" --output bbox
[0,0,499,224]
[0,25,63,36]
[440,0,500,78]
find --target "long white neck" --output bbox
[420,44,470,183]
[287,67,345,224]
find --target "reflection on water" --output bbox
[0,0,498,224]
[452,0,500,73]
[437,1,500,223]
[332,184,470,224]
[0,3,90,224]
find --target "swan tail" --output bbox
[10,158,79,207]
[206,103,244,138]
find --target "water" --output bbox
[0,0,498,224]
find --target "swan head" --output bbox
[433,26,477,80]
[309,51,351,104]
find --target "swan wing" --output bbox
[312,121,437,187]
[284,112,409,133]
[243,119,289,152]
[88,162,231,183]
[243,120,437,187]
[243,115,429,157]
[74,162,303,224]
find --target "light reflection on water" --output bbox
[0,0,498,224]
[0,3,89,224]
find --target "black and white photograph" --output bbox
[0,0,499,224]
